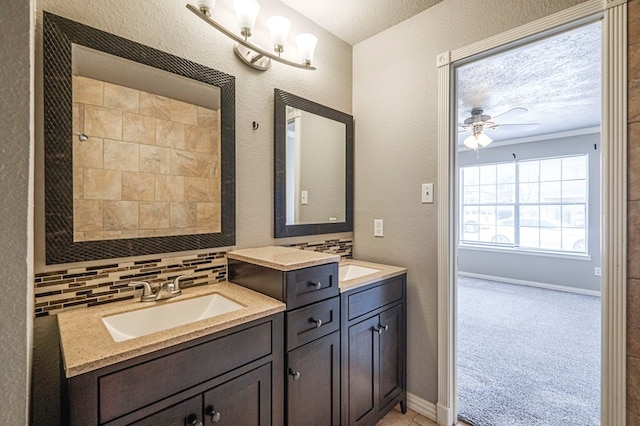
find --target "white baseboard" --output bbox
[407,392,437,421]
[457,271,601,297]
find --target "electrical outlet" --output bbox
[594,267,601,276]
[374,219,383,237]
[422,183,434,203]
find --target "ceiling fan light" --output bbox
[477,132,493,147]
[463,134,479,150]
[463,132,493,150]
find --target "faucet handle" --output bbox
[171,273,193,295]
[128,281,156,301]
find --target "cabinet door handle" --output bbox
[373,324,388,335]
[310,317,322,328]
[289,368,301,380]
[310,281,322,289]
[205,405,221,423]
[186,413,202,426]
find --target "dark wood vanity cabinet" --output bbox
[341,274,407,426]
[230,260,341,425]
[63,314,284,425]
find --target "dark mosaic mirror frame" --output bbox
[274,89,354,238]
[43,12,236,264]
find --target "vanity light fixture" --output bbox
[187,1,318,71]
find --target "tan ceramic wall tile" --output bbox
[104,82,140,114]
[184,125,214,153]
[123,112,156,145]
[83,168,122,200]
[122,171,155,201]
[73,76,104,106]
[139,92,171,120]
[139,145,171,174]
[155,175,185,202]
[197,202,221,228]
[139,201,171,229]
[631,124,640,201]
[170,202,197,228]
[74,200,104,232]
[73,137,104,169]
[184,177,210,202]
[73,103,81,134]
[73,168,84,200]
[171,149,212,177]
[631,279,640,359]
[631,0,640,47]
[629,355,640,418]
[84,104,123,140]
[103,139,139,172]
[156,119,185,149]
[630,200,640,280]
[197,106,218,129]
[104,200,139,231]
[210,180,221,203]
[170,99,198,126]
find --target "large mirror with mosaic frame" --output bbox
[274,89,353,238]
[43,12,235,264]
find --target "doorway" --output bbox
[454,21,602,425]
[435,1,627,425]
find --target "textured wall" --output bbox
[0,0,34,424]
[35,0,353,273]
[628,1,640,423]
[353,0,588,404]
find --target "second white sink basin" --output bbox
[102,293,245,342]
[339,264,381,281]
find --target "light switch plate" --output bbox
[301,190,308,205]
[374,219,383,237]
[422,183,434,203]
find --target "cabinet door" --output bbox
[203,363,272,426]
[130,395,202,426]
[378,304,404,411]
[347,315,379,426]
[287,331,340,426]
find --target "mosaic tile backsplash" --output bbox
[34,238,353,316]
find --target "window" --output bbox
[460,154,588,253]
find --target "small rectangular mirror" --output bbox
[274,89,353,238]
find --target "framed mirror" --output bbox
[274,89,353,238]
[43,12,235,264]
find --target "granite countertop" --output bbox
[58,282,285,377]
[228,246,340,271]
[339,259,407,292]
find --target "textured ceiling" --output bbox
[280,0,443,45]
[456,21,602,144]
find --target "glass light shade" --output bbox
[234,0,260,37]
[463,132,493,150]
[296,33,318,66]
[197,0,216,16]
[268,16,291,52]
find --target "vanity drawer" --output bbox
[286,297,340,351]
[347,275,404,320]
[285,263,338,309]
[98,320,274,423]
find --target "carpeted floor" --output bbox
[456,276,600,426]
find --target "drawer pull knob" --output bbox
[289,369,301,380]
[310,281,322,289]
[311,318,323,328]
[186,413,202,426]
[205,405,221,423]
[374,324,388,335]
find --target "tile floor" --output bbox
[375,406,472,426]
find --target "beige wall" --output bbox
[628,1,640,423]
[35,0,353,273]
[352,0,588,404]
[1,0,34,424]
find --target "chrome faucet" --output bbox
[170,273,193,297]
[129,277,184,302]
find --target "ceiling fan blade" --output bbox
[491,107,528,123]
[492,122,540,131]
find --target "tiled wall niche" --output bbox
[72,76,221,242]
[34,238,353,316]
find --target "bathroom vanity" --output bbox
[59,250,407,425]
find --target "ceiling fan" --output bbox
[458,107,539,152]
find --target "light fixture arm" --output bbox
[186,4,316,71]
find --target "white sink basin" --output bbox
[339,264,381,281]
[102,294,245,342]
